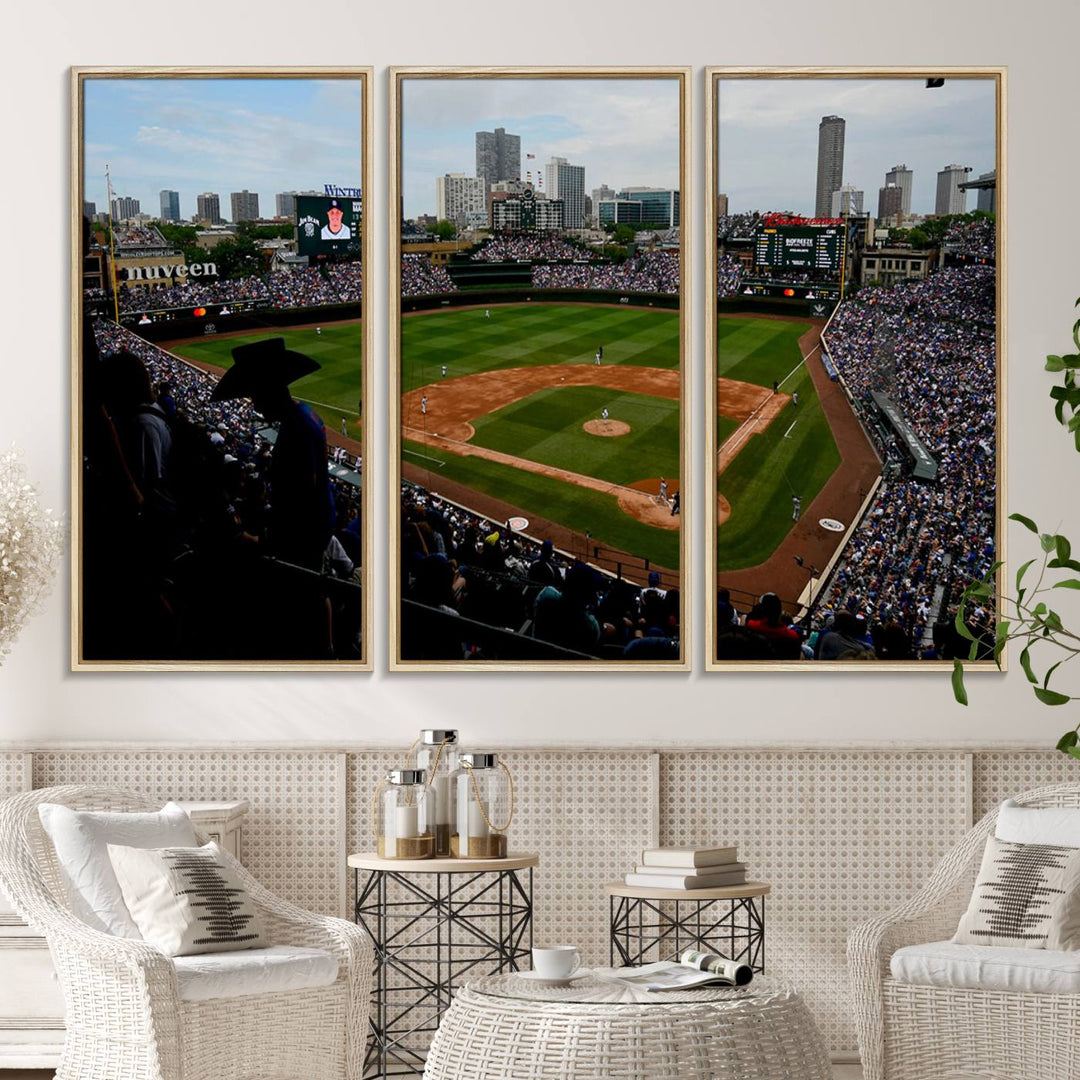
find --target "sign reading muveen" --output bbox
[123,262,219,281]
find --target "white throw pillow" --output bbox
[996,798,1080,848]
[38,801,197,937]
[107,841,266,957]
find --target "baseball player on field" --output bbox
[601,407,609,422]
[421,395,428,417]
[792,494,802,521]
[657,477,668,506]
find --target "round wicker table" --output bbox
[422,972,831,1079]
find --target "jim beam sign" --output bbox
[122,261,218,282]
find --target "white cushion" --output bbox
[38,802,197,937]
[108,841,266,956]
[173,945,339,1002]
[996,798,1080,847]
[892,940,1080,995]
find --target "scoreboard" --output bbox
[754,224,842,274]
[296,195,363,258]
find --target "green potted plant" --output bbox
[952,298,1080,758]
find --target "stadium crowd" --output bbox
[717,262,997,663]
[531,250,679,294]
[401,253,457,296]
[716,213,760,241]
[944,217,996,261]
[85,319,364,661]
[471,236,598,262]
[118,275,271,313]
[328,261,364,303]
[267,267,341,308]
[401,483,679,661]
[112,225,168,247]
[717,253,743,298]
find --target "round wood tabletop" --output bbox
[349,852,540,873]
[604,880,770,901]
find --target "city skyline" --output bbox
[83,78,363,220]
[401,78,680,220]
[717,77,996,217]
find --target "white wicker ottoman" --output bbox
[423,973,831,1080]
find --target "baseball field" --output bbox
[716,315,841,572]
[169,322,363,439]
[402,304,681,571]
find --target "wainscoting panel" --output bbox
[32,751,343,916]
[971,750,1078,819]
[658,751,969,1053]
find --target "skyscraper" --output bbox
[885,164,913,216]
[545,157,586,231]
[230,190,260,222]
[815,115,845,218]
[831,185,864,218]
[110,196,140,221]
[435,174,486,226]
[475,127,521,185]
[616,187,680,228]
[159,189,180,221]
[83,201,96,219]
[935,164,971,216]
[976,170,997,214]
[877,183,904,222]
[276,191,298,219]
[196,192,222,225]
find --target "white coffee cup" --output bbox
[532,945,581,979]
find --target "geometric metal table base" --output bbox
[608,885,767,973]
[351,855,536,1078]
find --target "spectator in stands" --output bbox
[745,593,802,660]
[533,563,602,654]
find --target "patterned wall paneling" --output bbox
[658,751,969,1053]
[972,751,1080,819]
[32,752,342,916]
[347,750,655,971]
[0,754,27,796]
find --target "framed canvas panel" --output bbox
[390,67,690,671]
[72,67,373,670]
[705,68,1006,670]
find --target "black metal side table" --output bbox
[605,880,770,971]
[350,851,538,1078]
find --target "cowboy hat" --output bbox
[211,337,320,401]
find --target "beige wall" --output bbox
[1,1,1079,746]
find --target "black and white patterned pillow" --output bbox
[953,835,1080,950]
[107,841,266,956]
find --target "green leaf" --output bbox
[1044,660,1064,689]
[1047,558,1080,571]
[1047,355,1066,372]
[995,620,1011,642]
[1066,746,1080,762]
[1020,646,1037,684]
[1041,533,1058,553]
[1052,579,1080,590]
[951,659,968,706]
[954,607,976,642]
[1034,687,1072,706]
[1045,610,1065,632]
[1058,536,1074,563]
[1016,559,1036,591]
[1010,513,1039,534]
[1057,731,1079,752]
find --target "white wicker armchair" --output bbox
[0,786,373,1080]
[848,782,1080,1080]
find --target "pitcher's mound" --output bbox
[584,419,631,437]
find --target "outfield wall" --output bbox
[130,301,362,344]
[402,288,678,314]
[716,296,816,318]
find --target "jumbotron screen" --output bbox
[296,195,362,257]
[754,224,842,273]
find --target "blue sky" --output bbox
[402,78,681,219]
[83,78,363,220]
[717,77,997,216]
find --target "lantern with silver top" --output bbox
[452,752,514,859]
[376,769,436,859]
[415,729,462,857]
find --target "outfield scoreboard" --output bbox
[296,195,362,258]
[754,224,842,274]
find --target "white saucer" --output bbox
[514,970,590,985]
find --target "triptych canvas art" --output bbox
[71,67,1003,673]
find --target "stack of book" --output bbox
[624,845,747,890]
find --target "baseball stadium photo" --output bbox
[394,71,688,666]
[709,71,1002,666]
[75,71,371,667]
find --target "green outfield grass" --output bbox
[404,304,681,569]
[717,316,840,572]
[470,387,679,487]
[169,322,363,437]
[401,304,679,393]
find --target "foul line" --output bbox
[717,343,820,461]
[403,448,446,467]
[783,420,798,439]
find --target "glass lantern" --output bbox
[452,753,513,859]
[415,729,461,857]
[376,769,436,859]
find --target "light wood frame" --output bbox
[71,66,374,671]
[389,67,691,671]
[704,67,1007,671]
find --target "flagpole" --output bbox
[105,164,120,324]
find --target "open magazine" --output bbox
[595,949,753,992]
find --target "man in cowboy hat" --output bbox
[212,337,333,570]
